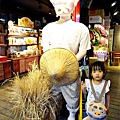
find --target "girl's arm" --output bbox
[105,91,110,114]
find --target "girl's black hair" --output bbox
[89,61,106,79]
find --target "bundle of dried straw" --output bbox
[9,61,56,120]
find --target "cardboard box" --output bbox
[89,15,102,24]
[89,9,105,18]
[0,56,7,62]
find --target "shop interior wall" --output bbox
[113,25,120,52]
[0,0,57,29]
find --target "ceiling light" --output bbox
[49,12,52,15]
[49,9,52,15]
[0,18,5,22]
[111,1,117,7]
[113,11,119,15]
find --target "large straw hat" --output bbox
[40,48,79,86]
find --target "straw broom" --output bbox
[9,61,56,120]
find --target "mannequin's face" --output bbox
[50,0,78,17]
[54,2,74,17]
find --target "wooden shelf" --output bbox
[0,33,7,36]
[10,55,41,60]
[0,24,7,56]
[13,25,35,29]
[0,44,7,47]
[0,60,11,64]
[8,44,37,46]
[8,34,38,38]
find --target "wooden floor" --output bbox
[0,81,15,120]
[105,66,120,120]
[0,66,120,120]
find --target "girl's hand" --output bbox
[81,81,87,94]
[82,81,86,89]
[106,107,110,115]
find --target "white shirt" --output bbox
[85,79,111,111]
[42,20,91,54]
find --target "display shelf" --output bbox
[0,44,7,47]
[0,33,7,36]
[7,24,39,60]
[13,25,35,29]
[8,35,38,38]
[0,23,7,56]
[8,44,38,46]
[10,55,40,60]
[8,25,38,37]
[0,59,11,63]
[89,24,109,62]
[0,18,42,81]
[0,60,12,81]
[10,55,40,75]
[0,23,9,81]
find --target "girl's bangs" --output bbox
[92,65,102,71]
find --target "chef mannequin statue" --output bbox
[42,0,91,120]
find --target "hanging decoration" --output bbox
[72,1,80,22]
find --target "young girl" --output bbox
[82,61,110,120]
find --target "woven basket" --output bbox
[40,48,79,86]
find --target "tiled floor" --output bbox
[0,66,120,120]
[105,66,120,120]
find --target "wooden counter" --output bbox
[0,55,41,81]
[10,55,41,75]
[0,60,12,81]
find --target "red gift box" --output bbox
[0,56,7,62]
